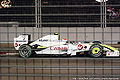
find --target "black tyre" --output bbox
[93,41,102,44]
[89,44,103,58]
[18,44,32,58]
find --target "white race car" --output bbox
[14,33,120,58]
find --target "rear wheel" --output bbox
[89,44,103,58]
[18,44,32,58]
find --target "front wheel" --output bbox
[89,44,103,58]
[18,44,32,58]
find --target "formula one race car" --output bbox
[14,33,120,58]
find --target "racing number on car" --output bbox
[78,44,83,50]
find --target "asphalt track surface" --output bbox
[0,55,120,80]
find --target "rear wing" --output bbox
[14,34,31,50]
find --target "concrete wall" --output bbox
[0,27,120,44]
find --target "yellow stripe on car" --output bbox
[37,46,47,48]
[100,44,118,52]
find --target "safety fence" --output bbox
[0,58,120,80]
[0,0,120,80]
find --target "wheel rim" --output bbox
[92,47,100,54]
[89,44,103,57]
[19,45,32,58]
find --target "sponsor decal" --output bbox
[106,52,119,56]
[50,47,67,50]
[14,43,18,47]
[78,44,83,50]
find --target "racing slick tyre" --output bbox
[93,41,102,44]
[18,44,32,58]
[89,44,103,58]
